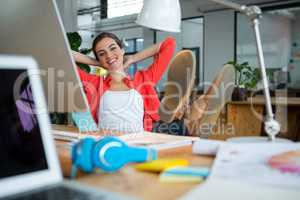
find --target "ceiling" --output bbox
[184,0,300,12]
[77,0,298,13]
[76,0,299,31]
[77,0,100,10]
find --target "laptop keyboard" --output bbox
[4,185,109,200]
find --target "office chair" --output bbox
[158,50,196,124]
[184,64,235,137]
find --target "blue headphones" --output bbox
[71,136,157,173]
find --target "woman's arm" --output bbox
[143,37,176,83]
[123,42,162,69]
[72,50,100,66]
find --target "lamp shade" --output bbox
[136,0,181,32]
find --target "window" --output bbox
[155,17,204,92]
[125,38,144,77]
[107,0,143,18]
[236,5,300,88]
[183,47,200,86]
[182,17,204,89]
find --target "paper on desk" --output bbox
[52,129,199,150]
[52,129,103,142]
[120,132,200,150]
[179,178,300,200]
[192,139,224,155]
[209,142,300,189]
[181,143,300,200]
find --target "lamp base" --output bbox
[226,136,292,143]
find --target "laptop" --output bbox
[0,55,133,200]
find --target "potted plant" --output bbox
[67,32,91,73]
[227,61,260,101]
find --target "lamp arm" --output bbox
[252,18,280,141]
[209,0,262,19]
[209,0,280,141]
[252,19,273,120]
[209,0,246,13]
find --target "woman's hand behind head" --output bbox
[123,55,135,69]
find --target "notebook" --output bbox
[0,55,133,200]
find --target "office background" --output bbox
[56,0,300,93]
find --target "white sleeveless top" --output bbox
[98,89,144,133]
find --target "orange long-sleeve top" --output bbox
[77,37,176,131]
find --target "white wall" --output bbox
[155,31,182,92]
[182,19,203,47]
[182,18,204,87]
[108,27,143,40]
[140,28,155,67]
[204,10,235,90]
[180,0,202,19]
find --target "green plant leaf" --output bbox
[67,32,91,73]
[77,63,90,73]
[67,32,82,51]
[80,48,92,54]
[229,61,266,89]
[227,61,235,65]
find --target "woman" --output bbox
[72,50,100,67]
[76,32,176,133]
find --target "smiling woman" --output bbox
[92,32,125,73]
[76,32,176,133]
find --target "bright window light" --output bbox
[108,0,143,18]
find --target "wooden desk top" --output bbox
[77,150,213,200]
[228,97,300,106]
[54,126,214,200]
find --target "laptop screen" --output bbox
[0,69,48,179]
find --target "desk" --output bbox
[226,97,300,141]
[54,126,214,200]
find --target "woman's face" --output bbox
[94,37,125,71]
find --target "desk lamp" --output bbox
[206,0,281,142]
[136,0,181,33]
[136,0,281,142]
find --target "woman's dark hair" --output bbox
[92,32,123,60]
